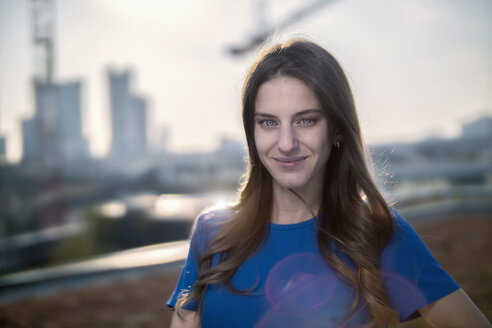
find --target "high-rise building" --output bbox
[58,81,89,162]
[127,95,147,154]
[33,80,61,169]
[0,136,6,161]
[21,79,89,169]
[22,118,38,162]
[108,69,148,161]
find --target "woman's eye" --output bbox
[298,118,316,125]
[260,120,276,128]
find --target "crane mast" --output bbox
[228,0,338,56]
[31,0,55,83]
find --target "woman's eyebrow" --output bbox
[255,109,322,118]
[254,113,277,118]
[293,109,323,117]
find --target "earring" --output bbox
[335,141,340,149]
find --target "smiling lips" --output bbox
[273,156,308,169]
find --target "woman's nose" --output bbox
[277,125,298,153]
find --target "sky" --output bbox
[0,0,491,163]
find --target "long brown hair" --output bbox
[177,39,399,327]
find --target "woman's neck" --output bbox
[271,182,322,225]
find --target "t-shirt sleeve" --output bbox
[380,209,460,322]
[166,216,204,311]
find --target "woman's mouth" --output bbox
[273,156,308,169]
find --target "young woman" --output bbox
[167,39,490,327]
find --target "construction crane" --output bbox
[31,0,55,83]
[227,0,339,56]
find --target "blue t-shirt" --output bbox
[166,208,459,327]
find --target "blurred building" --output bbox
[462,115,492,140]
[0,136,6,161]
[370,115,492,207]
[58,81,89,163]
[148,123,169,155]
[21,79,89,171]
[0,136,7,165]
[22,118,38,162]
[155,137,246,190]
[108,69,148,162]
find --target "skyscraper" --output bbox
[21,79,89,169]
[22,117,39,162]
[108,69,148,161]
[0,136,6,162]
[58,81,89,163]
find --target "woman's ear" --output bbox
[334,131,342,144]
[332,132,342,149]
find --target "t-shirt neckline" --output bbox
[270,216,317,230]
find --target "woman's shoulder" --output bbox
[195,206,235,229]
[191,206,235,249]
[382,206,437,262]
[387,207,421,244]
[381,207,460,321]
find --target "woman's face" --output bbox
[254,75,334,193]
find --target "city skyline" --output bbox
[1,0,491,163]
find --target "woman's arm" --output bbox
[170,309,200,328]
[419,288,491,327]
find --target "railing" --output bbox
[0,240,190,305]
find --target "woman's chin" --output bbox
[272,177,309,192]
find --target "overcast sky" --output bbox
[1,0,491,162]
